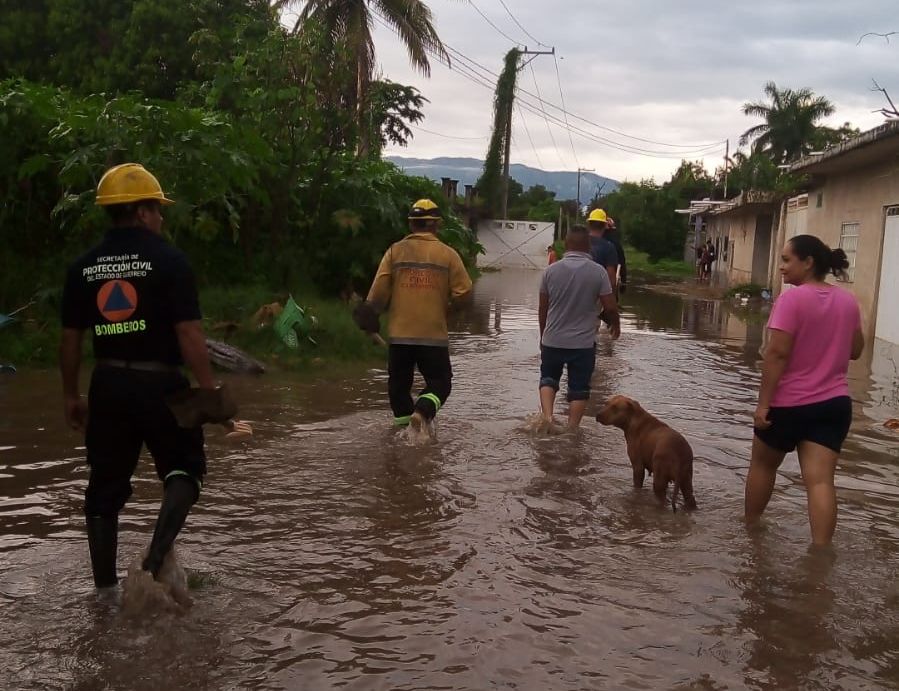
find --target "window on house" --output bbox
[839,222,859,282]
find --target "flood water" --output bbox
[2,269,899,690]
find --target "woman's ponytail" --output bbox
[789,234,848,280]
[830,248,850,279]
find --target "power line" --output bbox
[443,46,723,157]
[443,45,725,150]
[552,52,580,168]
[516,103,543,168]
[496,0,551,49]
[372,13,727,159]
[529,62,566,168]
[467,1,522,46]
[413,125,487,141]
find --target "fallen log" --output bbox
[206,338,265,375]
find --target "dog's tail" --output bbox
[677,466,698,512]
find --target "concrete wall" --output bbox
[770,195,808,296]
[804,159,899,337]
[729,212,759,285]
[704,209,774,287]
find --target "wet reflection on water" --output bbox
[1,268,898,689]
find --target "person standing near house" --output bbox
[702,240,716,281]
[744,234,864,547]
[60,163,236,589]
[354,199,472,432]
[699,243,711,282]
[539,225,620,430]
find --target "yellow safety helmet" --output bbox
[408,198,441,220]
[95,163,174,206]
[587,208,607,224]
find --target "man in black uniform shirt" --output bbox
[60,163,220,589]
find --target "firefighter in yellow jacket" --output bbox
[354,199,472,431]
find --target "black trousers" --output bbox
[387,344,453,422]
[84,366,206,517]
[599,283,621,327]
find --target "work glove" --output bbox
[352,301,380,334]
[166,385,238,428]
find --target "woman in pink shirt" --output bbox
[744,234,864,546]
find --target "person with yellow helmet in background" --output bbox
[586,208,619,295]
[60,163,239,590]
[586,208,621,331]
[605,216,627,296]
[353,199,472,433]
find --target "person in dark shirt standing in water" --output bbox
[586,208,619,293]
[586,208,620,329]
[60,163,237,589]
[605,217,627,296]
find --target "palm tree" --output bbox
[740,81,835,164]
[275,0,450,153]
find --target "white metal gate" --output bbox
[477,220,555,270]
[875,206,899,345]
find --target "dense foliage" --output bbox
[0,0,480,308]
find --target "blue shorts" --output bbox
[539,345,596,401]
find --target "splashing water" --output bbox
[399,418,437,446]
[121,546,192,616]
[522,411,569,436]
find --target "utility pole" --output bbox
[576,167,594,219]
[723,138,730,199]
[500,46,555,221]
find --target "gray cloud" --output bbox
[372,0,899,181]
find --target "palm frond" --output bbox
[375,0,450,75]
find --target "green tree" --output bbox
[276,0,449,154]
[508,183,556,220]
[0,0,276,99]
[665,160,715,202]
[365,80,427,155]
[740,81,836,164]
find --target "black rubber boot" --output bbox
[86,514,119,588]
[142,476,198,578]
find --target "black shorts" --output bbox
[754,395,852,453]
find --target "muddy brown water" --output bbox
[1,269,898,690]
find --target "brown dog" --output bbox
[596,395,697,512]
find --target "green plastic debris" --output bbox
[273,296,318,348]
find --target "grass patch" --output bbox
[625,245,694,279]
[0,283,385,372]
[202,285,385,371]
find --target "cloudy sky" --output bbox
[289,0,899,183]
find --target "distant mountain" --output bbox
[386,156,618,201]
